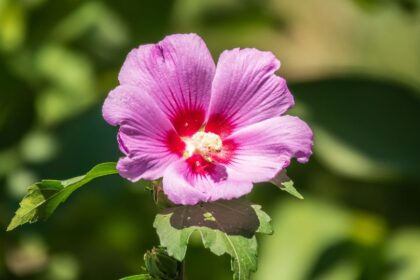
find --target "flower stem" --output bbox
[178,260,185,280]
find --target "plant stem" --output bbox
[178,260,185,280]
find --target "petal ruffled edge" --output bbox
[102,85,182,181]
[224,116,313,183]
[206,48,294,138]
[118,33,216,137]
[162,160,253,205]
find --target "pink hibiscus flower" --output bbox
[103,34,313,205]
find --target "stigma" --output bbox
[183,132,223,161]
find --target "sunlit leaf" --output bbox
[386,228,420,280]
[271,171,304,199]
[20,130,58,163]
[280,180,304,200]
[252,205,273,235]
[51,2,129,54]
[153,199,272,280]
[254,199,351,280]
[6,168,38,198]
[0,2,25,52]
[35,44,95,125]
[46,254,80,280]
[7,162,118,231]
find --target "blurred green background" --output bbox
[1,0,420,279]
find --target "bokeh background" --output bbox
[1,0,420,279]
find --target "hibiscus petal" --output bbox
[117,153,179,182]
[224,116,313,183]
[206,48,294,137]
[118,34,216,136]
[162,160,253,205]
[103,85,181,181]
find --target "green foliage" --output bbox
[0,0,419,279]
[144,247,182,280]
[35,44,96,125]
[279,180,304,200]
[252,205,273,235]
[271,171,304,200]
[7,162,117,231]
[386,229,420,280]
[0,1,25,52]
[163,199,261,238]
[353,0,419,12]
[153,200,272,280]
[0,60,35,150]
[292,77,420,181]
[120,275,153,280]
[253,199,389,279]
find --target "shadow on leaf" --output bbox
[162,199,259,238]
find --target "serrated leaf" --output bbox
[153,199,272,280]
[252,205,273,235]
[7,162,117,231]
[154,214,257,280]
[271,171,304,200]
[119,275,153,280]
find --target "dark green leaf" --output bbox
[119,275,153,280]
[153,199,272,280]
[353,0,418,13]
[144,247,182,280]
[7,162,117,231]
[0,60,35,150]
[292,77,420,181]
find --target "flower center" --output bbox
[183,131,223,161]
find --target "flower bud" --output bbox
[144,247,181,280]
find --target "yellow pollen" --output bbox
[183,132,223,160]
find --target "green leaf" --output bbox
[271,171,304,200]
[252,205,273,235]
[7,162,118,231]
[153,199,272,280]
[164,199,260,238]
[119,275,153,280]
[35,44,96,125]
[254,199,351,280]
[0,60,35,150]
[279,180,304,200]
[292,77,420,181]
[386,228,420,280]
[144,247,182,280]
